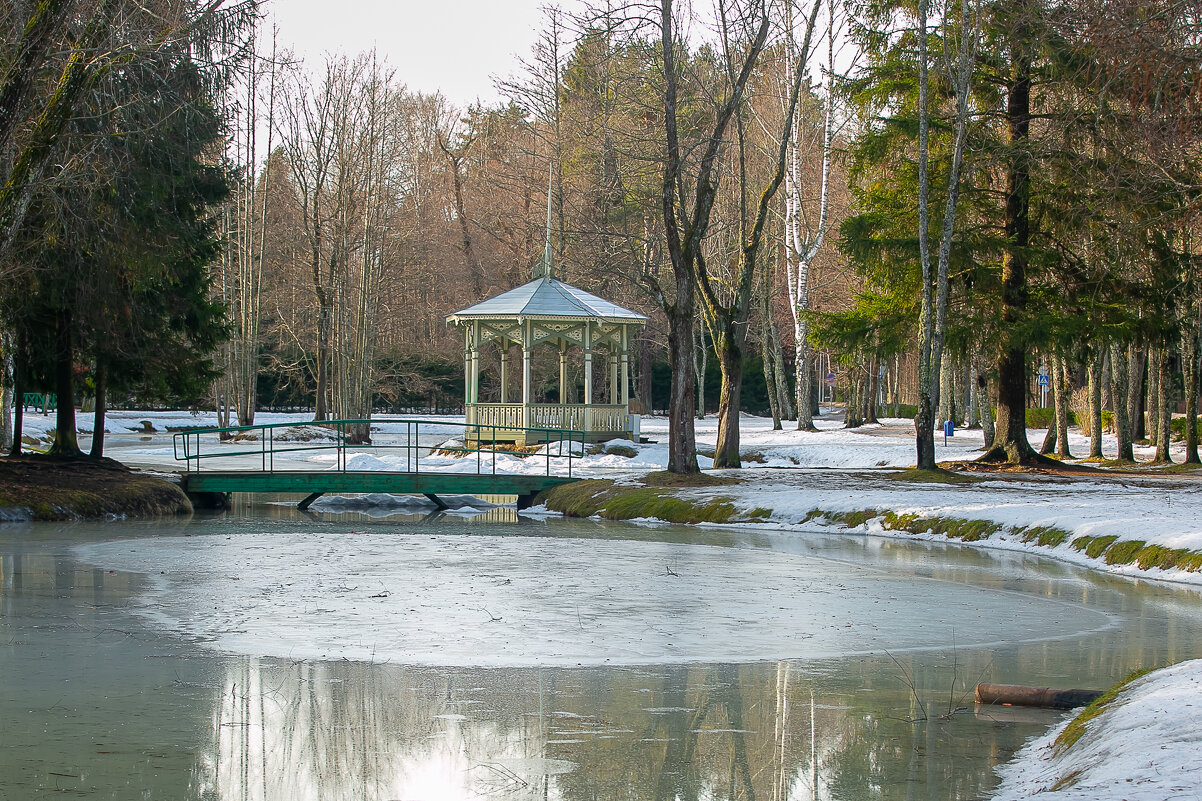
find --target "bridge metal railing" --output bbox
[173,418,584,478]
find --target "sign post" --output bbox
[1037,364,1050,408]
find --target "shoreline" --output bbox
[0,455,192,521]
[536,468,1202,588]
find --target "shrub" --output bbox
[1025,407,1079,430]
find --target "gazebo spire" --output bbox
[539,165,554,280]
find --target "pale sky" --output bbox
[268,0,585,107]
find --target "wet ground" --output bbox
[2,505,1201,800]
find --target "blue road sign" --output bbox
[1037,374,1050,386]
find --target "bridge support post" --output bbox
[297,492,324,511]
[423,493,449,510]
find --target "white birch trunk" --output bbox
[783,0,834,431]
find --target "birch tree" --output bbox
[914,0,980,470]
[783,0,837,432]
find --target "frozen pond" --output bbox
[3,505,1201,799]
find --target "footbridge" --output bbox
[175,418,582,510]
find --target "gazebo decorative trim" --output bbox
[446,276,648,444]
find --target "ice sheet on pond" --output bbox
[73,531,1113,667]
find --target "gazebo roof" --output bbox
[447,276,648,325]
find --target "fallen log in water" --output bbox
[974,682,1103,710]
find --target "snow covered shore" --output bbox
[990,659,1202,800]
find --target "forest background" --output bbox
[0,0,1199,473]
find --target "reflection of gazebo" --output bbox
[446,276,648,444]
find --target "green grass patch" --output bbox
[827,509,878,527]
[879,511,1000,542]
[1155,461,1202,474]
[1068,535,1202,572]
[603,444,639,458]
[640,471,738,487]
[1103,539,1146,565]
[888,468,982,485]
[746,507,773,521]
[1072,535,1118,559]
[1135,545,1191,571]
[1019,525,1072,547]
[537,480,737,524]
[1053,668,1154,755]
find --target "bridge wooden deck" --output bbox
[174,417,581,510]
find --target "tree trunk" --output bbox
[0,330,12,454]
[1148,347,1161,448]
[1156,345,1171,463]
[892,353,901,418]
[1128,345,1146,441]
[1054,354,1071,458]
[760,286,782,430]
[713,330,743,468]
[89,359,106,458]
[10,350,23,456]
[1040,401,1056,455]
[966,357,979,428]
[694,318,706,419]
[979,371,995,446]
[666,303,699,474]
[865,357,879,424]
[796,335,815,430]
[1087,350,1104,459]
[314,303,331,421]
[1185,334,1199,464]
[48,308,79,456]
[1111,343,1133,461]
[981,13,1038,464]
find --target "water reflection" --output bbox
[3,519,1202,801]
[192,655,1072,800]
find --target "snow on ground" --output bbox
[71,530,1111,667]
[689,470,1202,585]
[990,659,1202,800]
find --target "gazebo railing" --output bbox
[467,403,629,433]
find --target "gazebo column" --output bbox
[621,326,631,437]
[470,322,481,409]
[498,338,508,404]
[620,326,630,406]
[463,328,473,424]
[558,342,568,407]
[522,319,532,435]
[583,323,593,435]
[609,351,618,405]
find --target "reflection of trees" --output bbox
[188,651,1142,800]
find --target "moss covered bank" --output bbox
[0,456,192,521]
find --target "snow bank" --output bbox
[990,659,1202,800]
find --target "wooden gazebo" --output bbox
[446,276,647,444]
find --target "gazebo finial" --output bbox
[539,165,554,280]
